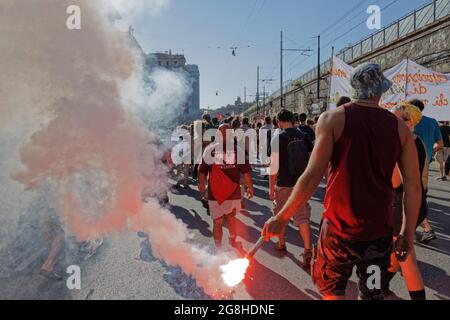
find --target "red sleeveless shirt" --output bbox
[323,103,401,241]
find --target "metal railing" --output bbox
[268,0,450,101]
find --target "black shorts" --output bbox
[311,220,392,300]
[392,191,428,236]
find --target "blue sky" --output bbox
[129,0,430,109]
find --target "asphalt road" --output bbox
[1,164,449,300]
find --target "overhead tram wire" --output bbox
[253,0,268,24]
[280,0,378,50]
[285,48,313,73]
[319,0,371,36]
[285,0,400,93]
[285,35,316,51]
[280,37,317,84]
[252,0,380,98]
[322,0,401,50]
[263,62,280,87]
[281,0,372,81]
[262,37,311,82]
[138,0,270,54]
[201,0,269,56]
[139,0,375,54]
[284,54,316,85]
[319,0,382,42]
[303,0,379,52]
[236,0,263,47]
[285,0,397,87]
[253,0,368,92]
[286,0,399,81]
[263,34,317,90]
[283,37,316,68]
[261,37,309,87]
[237,0,260,37]
[280,0,371,48]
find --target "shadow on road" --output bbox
[138,233,211,300]
[169,183,203,201]
[251,176,269,188]
[427,193,450,203]
[243,257,313,300]
[170,205,213,237]
[422,201,450,256]
[418,259,450,299]
[239,203,320,251]
[251,186,270,200]
[161,263,211,300]
[229,242,313,300]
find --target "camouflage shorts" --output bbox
[311,219,392,300]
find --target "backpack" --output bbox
[283,131,309,176]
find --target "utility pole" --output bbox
[263,86,266,114]
[256,66,260,114]
[317,34,321,101]
[327,46,335,109]
[280,31,283,109]
[244,86,247,103]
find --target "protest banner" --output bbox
[328,57,450,120]
[328,56,353,110]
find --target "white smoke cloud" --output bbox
[0,0,237,298]
[121,67,191,129]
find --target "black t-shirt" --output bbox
[298,124,315,142]
[440,125,450,147]
[395,136,427,196]
[271,128,313,187]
